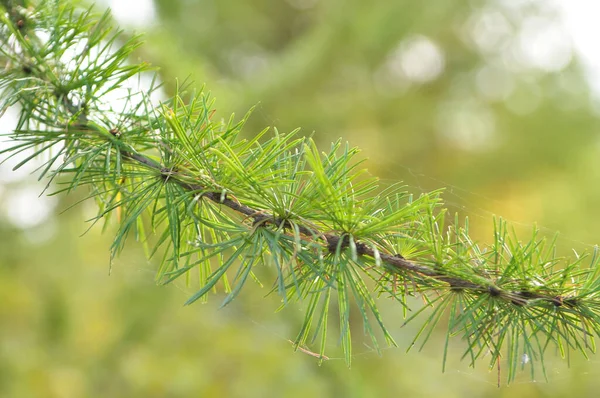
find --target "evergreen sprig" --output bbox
[2,0,600,383]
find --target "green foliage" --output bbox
[2,0,600,384]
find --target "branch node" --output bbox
[551,296,563,307]
[488,286,502,297]
[160,167,176,181]
[327,234,350,254]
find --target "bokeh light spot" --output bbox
[386,35,445,84]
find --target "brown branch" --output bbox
[112,138,572,309]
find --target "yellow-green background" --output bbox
[2,0,600,396]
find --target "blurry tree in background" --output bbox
[3,0,600,397]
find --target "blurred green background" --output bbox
[3,0,600,396]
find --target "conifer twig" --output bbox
[2,0,600,384]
